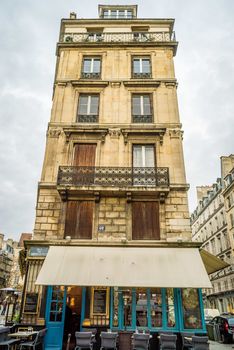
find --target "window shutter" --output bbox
[132,201,160,240]
[65,201,93,239]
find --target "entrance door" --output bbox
[45,286,67,350]
[133,145,155,186]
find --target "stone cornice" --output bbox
[24,239,200,250]
[121,127,166,144]
[63,126,108,143]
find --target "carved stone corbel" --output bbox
[126,192,132,203]
[94,192,100,203]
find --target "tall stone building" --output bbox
[0,234,17,288]
[191,155,234,313]
[21,5,215,349]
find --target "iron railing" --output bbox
[81,72,101,79]
[62,31,176,44]
[132,115,152,123]
[132,72,151,79]
[77,115,98,123]
[57,166,169,188]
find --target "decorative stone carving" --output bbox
[47,128,62,138]
[169,129,184,140]
[110,81,121,87]
[109,128,121,138]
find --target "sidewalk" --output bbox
[210,340,234,349]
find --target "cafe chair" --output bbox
[0,332,20,350]
[83,329,97,348]
[159,333,177,350]
[75,332,94,350]
[132,333,150,350]
[181,332,193,349]
[191,336,209,350]
[100,332,118,350]
[19,328,47,350]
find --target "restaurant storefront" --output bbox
[20,243,227,350]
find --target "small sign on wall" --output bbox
[98,224,105,232]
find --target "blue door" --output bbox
[45,286,67,350]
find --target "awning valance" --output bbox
[36,246,213,288]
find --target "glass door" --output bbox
[133,145,155,186]
[45,286,67,350]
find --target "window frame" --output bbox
[77,94,100,123]
[103,9,133,19]
[131,94,153,123]
[132,56,152,79]
[81,56,102,79]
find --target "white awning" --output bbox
[36,246,212,288]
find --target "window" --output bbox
[230,213,234,227]
[82,57,101,79]
[133,145,155,186]
[132,57,151,78]
[102,9,133,19]
[77,94,99,123]
[132,94,152,123]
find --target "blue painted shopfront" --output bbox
[45,286,206,350]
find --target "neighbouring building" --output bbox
[191,155,234,313]
[20,5,220,349]
[0,234,17,289]
[8,233,32,290]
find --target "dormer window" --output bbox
[103,9,133,19]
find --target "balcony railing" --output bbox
[81,72,101,79]
[132,72,151,79]
[62,31,176,44]
[132,115,152,123]
[57,166,169,188]
[77,115,98,123]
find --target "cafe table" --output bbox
[8,331,38,339]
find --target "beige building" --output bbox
[191,155,234,313]
[7,233,32,290]
[0,234,17,289]
[20,5,214,348]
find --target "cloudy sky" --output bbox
[0,0,234,240]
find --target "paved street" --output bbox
[210,341,234,349]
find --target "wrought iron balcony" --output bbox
[57,166,169,188]
[81,72,101,79]
[77,115,98,123]
[132,115,152,123]
[132,72,151,79]
[62,31,176,44]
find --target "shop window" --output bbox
[113,288,119,327]
[136,288,147,327]
[166,288,176,327]
[123,289,133,328]
[181,289,202,329]
[150,288,162,327]
[77,94,99,123]
[82,57,101,79]
[132,94,153,123]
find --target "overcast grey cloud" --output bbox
[0,0,234,240]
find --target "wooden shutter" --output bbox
[65,201,93,239]
[132,201,160,240]
[73,144,96,166]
